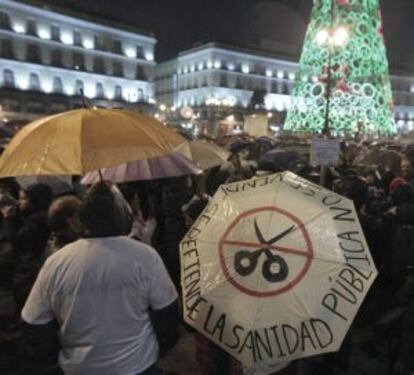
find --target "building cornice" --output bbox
[0,29,156,66]
[1,0,156,43]
[177,42,298,66]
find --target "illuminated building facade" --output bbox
[0,0,156,126]
[155,42,297,134]
[156,42,414,135]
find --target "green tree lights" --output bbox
[284,0,396,135]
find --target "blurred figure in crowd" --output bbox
[13,183,53,311]
[44,195,82,259]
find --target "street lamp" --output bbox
[316,13,349,135]
[316,27,348,48]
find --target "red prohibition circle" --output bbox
[219,206,314,298]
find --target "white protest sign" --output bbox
[311,139,340,166]
[244,115,268,137]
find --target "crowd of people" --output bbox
[0,135,413,375]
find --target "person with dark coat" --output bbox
[21,182,179,375]
[384,183,414,287]
[12,183,53,312]
[400,155,414,190]
[394,273,414,374]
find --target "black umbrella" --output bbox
[258,149,299,172]
[229,140,251,154]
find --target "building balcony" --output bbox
[0,28,155,66]
[0,86,155,123]
[0,56,150,85]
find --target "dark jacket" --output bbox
[13,212,50,311]
[397,274,414,370]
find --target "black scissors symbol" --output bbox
[234,218,294,283]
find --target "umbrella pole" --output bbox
[320,165,327,187]
[98,169,103,181]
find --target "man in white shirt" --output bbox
[21,182,179,375]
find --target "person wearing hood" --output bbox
[21,181,178,375]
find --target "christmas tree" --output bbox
[284,0,395,135]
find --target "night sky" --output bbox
[40,0,414,72]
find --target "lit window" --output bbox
[29,73,41,91]
[227,62,235,71]
[37,24,51,39]
[137,88,144,101]
[207,60,213,69]
[74,31,82,46]
[242,64,250,74]
[214,60,221,69]
[266,69,273,77]
[61,30,74,45]
[114,85,123,100]
[145,51,154,61]
[277,70,284,79]
[84,83,95,98]
[83,37,94,49]
[53,77,63,94]
[75,80,84,96]
[125,46,136,58]
[198,62,204,70]
[12,20,26,34]
[3,69,15,88]
[96,82,105,98]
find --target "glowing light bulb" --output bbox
[315,29,329,45]
[332,27,348,46]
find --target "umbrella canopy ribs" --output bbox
[180,171,377,371]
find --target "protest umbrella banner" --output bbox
[244,115,268,138]
[180,171,377,371]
